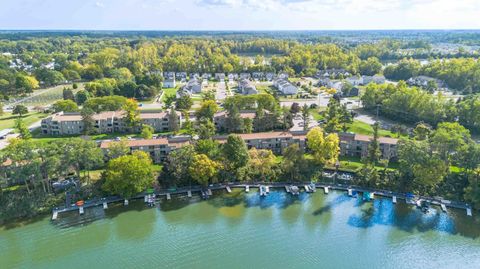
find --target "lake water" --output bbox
[2,189,480,269]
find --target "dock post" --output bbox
[103,202,108,209]
[124,199,129,206]
[187,190,192,197]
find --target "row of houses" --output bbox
[175,78,203,98]
[100,131,398,164]
[238,79,258,95]
[161,71,290,84]
[41,110,183,135]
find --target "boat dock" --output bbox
[348,188,352,196]
[289,185,299,195]
[266,186,270,193]
[166,193,171,200]
[226,186,232,193]
[79,206,84,215]
[369,192,375,200]
[304,185,310,192]
[51,183,476,220]
[467,208,472,216]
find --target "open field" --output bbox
[0,112,49,130]
[5,83,84,108]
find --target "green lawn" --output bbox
[0,112,49,130]
[347,120,400,137]
[160,88,178,101]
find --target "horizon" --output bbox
[1,0,480,31]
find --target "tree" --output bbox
[175,94,193,111]
[75,90,90,105]
[281,143,306,182]
[122,98,140,129]
[201,90,216,101]
[103,151,154,198]
[358,57,382,76]
[168,108,180,133]
[162,145,195,186]
[300,103,310,130]
[81,107,96,135]
[12,105,28,117]
[188,154,220,186]
[243,118,253,133]
[430,122,471,166]
[413,123,431,141]
[247,148,276,181]
[63,88,75,101]
[52,99,78,112]
[106,139,130,160]
[366,122,381,164]
[14,118,31,139]
[222,134,249,173]
[140,125,154,139]
[196,100,218,121]
[306,127,339,165]
[83,95,127,113]
[290,102,300,114]
[15,74,39,93]
[196,139,221,160]
[225,106,243,133]
[464,169,480,209]
[196,119,216,139]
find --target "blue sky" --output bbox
[1,0,479,30]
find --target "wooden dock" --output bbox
[103,202,108,209]
[124,199,129,206]
[392,196,397,204]
[226,186,232,193]
[245,185,250,193]
[79,206,84,215]
[207,189,212,196]
[441,204,447,212]
[348,189,352,196]
[266,186,270,193]
[52,211,58,220]
[187,190,192,197]
[324,186,329,194]
[166,193,171,200]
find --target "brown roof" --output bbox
[354,134,398,145]
[215,131,294,141]
[140,112,167,119]
[100,138,169,149]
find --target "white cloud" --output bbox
[95,1,105,8]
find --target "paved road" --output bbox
[216,81,227,101]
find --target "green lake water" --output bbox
[2,189,480,269]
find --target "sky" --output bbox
[0,0,479,30]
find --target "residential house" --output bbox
[213,110,256,131]
[176,72,188,82]
[238,78,258,95]
[273,79,298,95]
[228,73,239,81]
[252,72,265,80]
[240,73,251,80]
[315,69,351,79]
[215,73,226,81]
[407,76,445,88]
[361,75,386,85]
[163,72,176,88]
[265,72,276,81]
[176,78,202,98]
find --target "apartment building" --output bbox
[339,132,398,160]
[41,110,183,135]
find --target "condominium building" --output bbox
[339,132,398,160]
[41,110,183,135]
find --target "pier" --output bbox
[266,186,270,193]
[289,185,299,195]
[79,206,84,215]
[441,204,447,212]
[348,188,352,196]
[226,186,232,193]
[166,193,171,200]
[304,185,310,192]
[51,182,476,220]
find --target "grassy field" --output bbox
[160,87,178,101]
[6,83,84,107]
[347,120,400,137]
[0,112,49,130]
